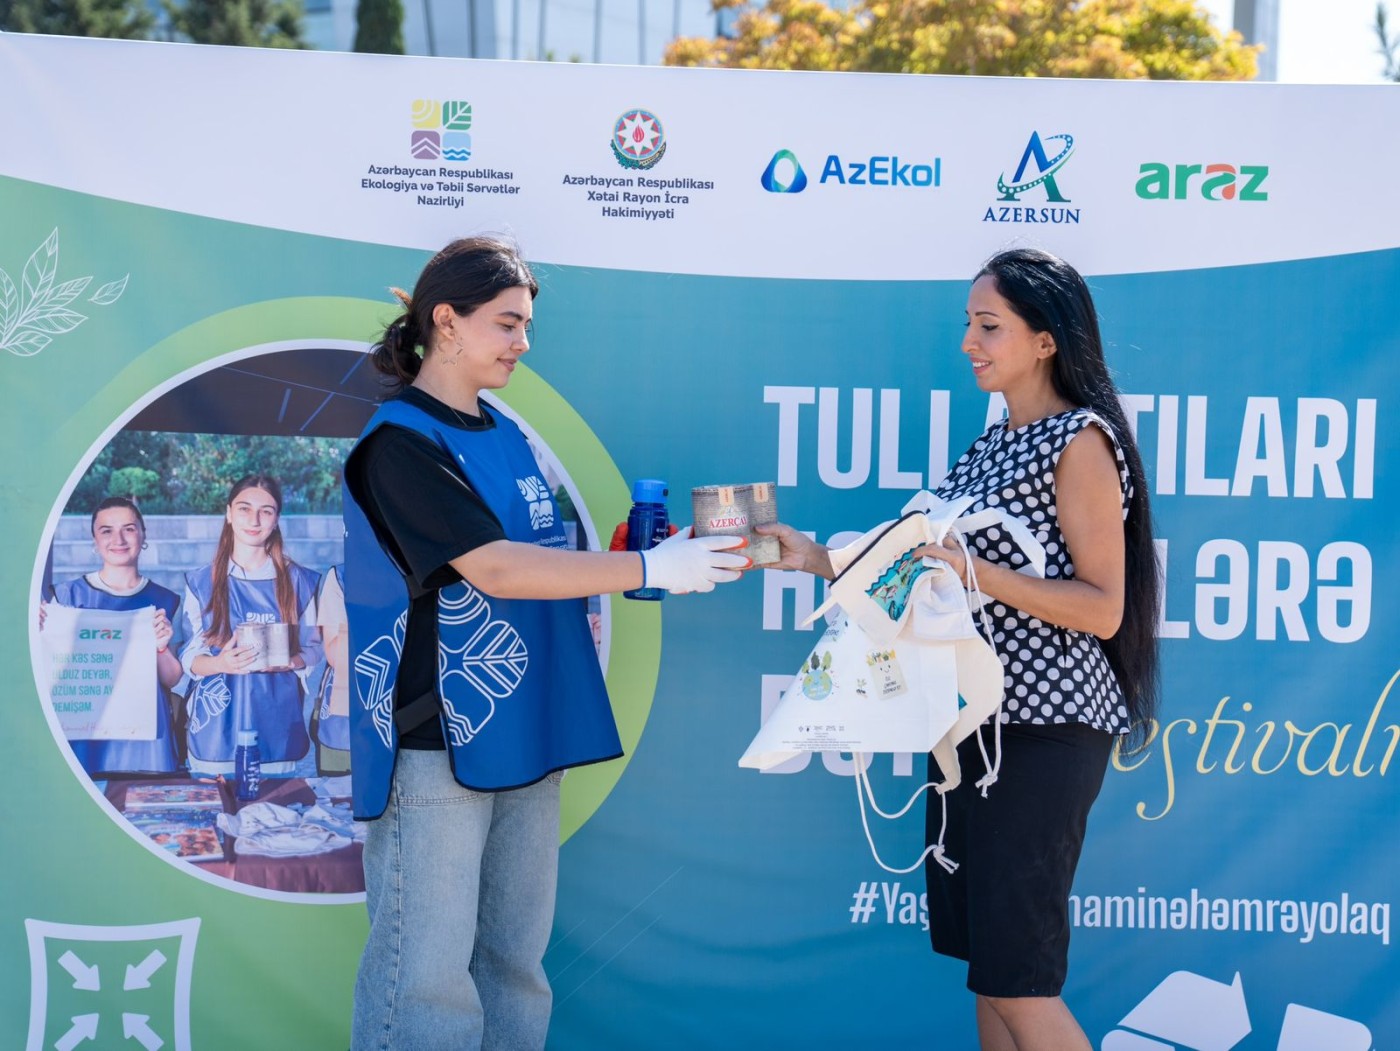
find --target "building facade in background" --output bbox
[302,0,726,64]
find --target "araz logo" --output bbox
[761,149,807,193]
[77,628,121,640]
[611,109,666,171]
[410,99,473,164]
[761,148,940,193]
[984,131,1080,225]
[1136,163,1269,201]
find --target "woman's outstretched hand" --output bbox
[641,526,751,594]
[752,523,835,580]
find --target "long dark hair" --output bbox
[204,474,301,647]
[976,247,1160,749]
[370,236,539,392]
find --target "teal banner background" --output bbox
[2,38,1395,1051]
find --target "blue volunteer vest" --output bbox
[343,397,621,820]
[185,563,319,764]
[56,576,181,775]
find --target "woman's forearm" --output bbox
[963,557,1123,639]
[451,541,644,600]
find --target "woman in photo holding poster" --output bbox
[179,474,322,777]
[46,497,184,776]
[761,249,1160,1051]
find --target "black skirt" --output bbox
[925,720,1113,998]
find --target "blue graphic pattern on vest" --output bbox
[353,609,405,751]
[185,564,320,764]
[343,397,621,819]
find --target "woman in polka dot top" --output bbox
[760,248,1160,1051]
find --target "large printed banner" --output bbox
[2,34,1396,1050]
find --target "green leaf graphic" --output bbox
[26,306,88,335]
[90,274,129,305]
[22,228,59,306]
[5,331,52,357]
[0,266,16,338]
[45,276,92,309]
[443,101,473,131]
[3,231,128,358]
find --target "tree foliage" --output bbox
[0,0,153,38]
[665,0,1258,80]
[353,0,404,54]
[165,0,308,48]
[1378,2,1400,81]
[71,431,353,515]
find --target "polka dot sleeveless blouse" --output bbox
[934,408,1131,734]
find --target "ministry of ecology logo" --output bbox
[410,100,473,163]
[984,131,1080,225]
[1135,162,1270,201]
[611,109,666,170]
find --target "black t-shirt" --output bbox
[345,386,508,749]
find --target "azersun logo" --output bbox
[997,131,1074,202]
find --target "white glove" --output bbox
[640,526,749,594]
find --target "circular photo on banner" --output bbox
[31,328,639,903]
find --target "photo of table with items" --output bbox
[102,775,365,894]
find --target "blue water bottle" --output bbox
[624,479,670,601]
[234,729,262,801]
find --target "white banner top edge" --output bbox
[2,34,1398,281]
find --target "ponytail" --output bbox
[369,237,538,394]
[369,288,425,391]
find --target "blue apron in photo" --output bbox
[343,397,621,820]
[185,564,319,764]
[315,565,350,752]
[55,576,181,775]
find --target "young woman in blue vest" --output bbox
[344,236,749,1051]
[179,475,322,777]
[48,496,184,775]
[759,249,1160,1051]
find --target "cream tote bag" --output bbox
[739,491,1045,873]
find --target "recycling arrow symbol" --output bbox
[1102,970,1373,1051]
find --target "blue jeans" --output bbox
[351,748,563,1051]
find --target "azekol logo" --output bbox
[761,147,939,193]
[1135,162,1270,202]
[984,131,1080,225]
[761,149,808,193]
[410,99,473,163]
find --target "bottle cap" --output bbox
[631,479,668,503]
[237,730,258,747]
